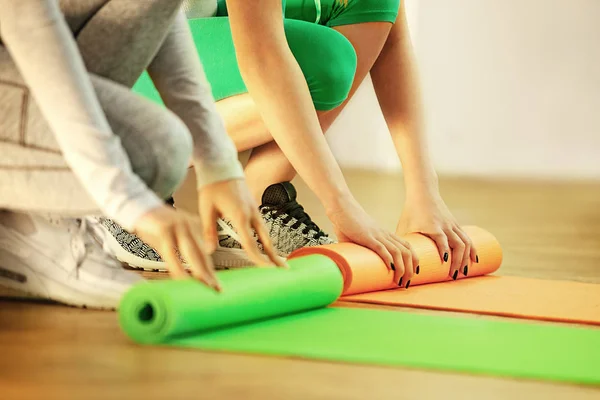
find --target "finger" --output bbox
[253,213,287,268]
[446,230,465,280]
[453,227,473,277]
[429,230,450,266]
[397,240,414,287]
[188,221,220,280]
[199,204,218,254]
[380,237,407,286]
[160,230,188,280]
[368,238,397,278]
[389,234,420,275]
[232,215,270,267]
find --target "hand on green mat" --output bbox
[134,205,221,290]
[326,194,419,286]
[198,179,286,268]
[396,190,478,279]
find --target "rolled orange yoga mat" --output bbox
[289,226,600,326]
[289,226,503,296]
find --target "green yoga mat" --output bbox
[119,256,600,385]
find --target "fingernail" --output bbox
[398,277,403,287]
[444,252,449,262]
[416,265,420,275]
[405,280,411,289]
[476,255,479,263]
[391,263,396,271]
[452,270,458,280]
[463,265,468,276]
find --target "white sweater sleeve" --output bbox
[147,11,244,188]
[0,0,163,231]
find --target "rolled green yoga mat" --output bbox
[119,256,600,386]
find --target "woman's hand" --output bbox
[198,179,286,268]
[326,194,419,288]
[396,192,478,279]
[133,205,221,290]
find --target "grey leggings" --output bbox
[0,0,191,218]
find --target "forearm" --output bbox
[0,0,162,230]
[371,9,439,199]
[147,11,244,189]
[227,1,350,208]
[241,50,350,205]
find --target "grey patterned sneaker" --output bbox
[99,218,174,271]
[98,197,191,271]
[212,182,335,268]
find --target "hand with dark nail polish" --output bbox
[405,280,411,289]
[416,265,420,275]
[452,270,458,280]
[444,252,449,262]
[391,263,396,271]
[476,255,479,263]
[463,265,468,276]
[398,277,403,287]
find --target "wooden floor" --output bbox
[1,171,600,399]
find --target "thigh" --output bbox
[133,16,357,111]
[91,74,191,197]
[58,0,110,35]
[71,0,183,87]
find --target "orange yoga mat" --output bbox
[288,226,600,326]
[344,275,600,326]
[289,226,503,296]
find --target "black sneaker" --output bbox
[213,182,335,268]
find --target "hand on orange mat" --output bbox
[397,191,478,280]
[326,194,419,286]
[289,226,502,296]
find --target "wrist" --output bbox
[323,187,355,217]
[404,173,441,203]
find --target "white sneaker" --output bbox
[0,211,144,310]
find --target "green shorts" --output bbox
[133,0,400,111]
[219,0,400,27]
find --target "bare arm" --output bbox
[371,3,438,200]
[371,3,478,275]
[225,0,351,211]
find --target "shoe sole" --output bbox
[103,227,249,271]
[212,248,256,268]
[0,248,125,310]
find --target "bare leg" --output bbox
[174,21,394,205]
[239,22,393,203]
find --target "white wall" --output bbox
[327,0,600,180]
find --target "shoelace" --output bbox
[262,201,327,240]
[217,219,243,243]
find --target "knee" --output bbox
[285,21,357,111]
[148,111,193,199]
[310,35,357,111]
